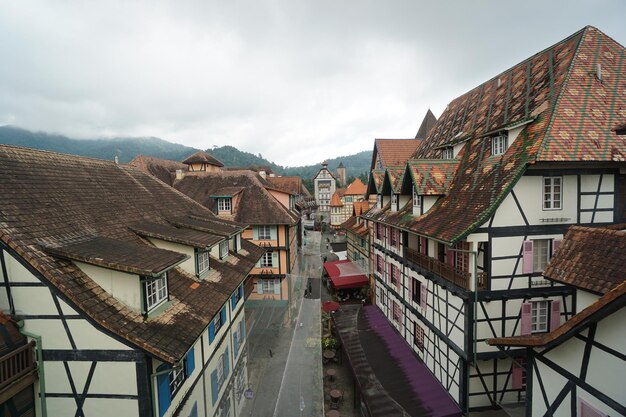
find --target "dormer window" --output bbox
[412,187,421,208]
[217,198,231,212]
[196,249,210,276]
[491,133,508,156]
[391,194,397,206]
[441,147,454,160]
[219,240,229,259]
[144,273,168,313]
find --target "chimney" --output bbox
[176,169,184,180]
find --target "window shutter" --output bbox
[253,227,259,240]
[224,348,230,379]
[270,226,277,240]
[445,246,454,266]
[257,280,264,295]
[211,369,219,405]
[239,285,244,299]
[157,365,171,417]
[511,359,523,389]
[240,320,246,341]
[550,299,561,330]
[395,266,401,289]
[272,251,278,267]
[231,294,237,310]
[274,279,281,295]
[552,238,562,255]
[208,322,216,344]
[522,240,534,274]
[420,237,427,255]
[234,329,240,358]
[521,303,532,335]
[220,307,226,324]
[185,348,195,376]
[420,283,427,311]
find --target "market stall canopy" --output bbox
[323,260,368,289]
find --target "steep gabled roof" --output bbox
[266,176,307,196]
[407,160,460,196]
[415,109,438,139]
[382,167,406,194]
[129,155,187,186]
[173,170,299,225]
[182,151,224,167]
[367,26,626,244]
[367,169,386,195]
[0,145,262,364]
[371,139,422,170]
[353,201,371,216]
[330,191,344,207]
[344,178,367,196]
[544,225,626,294]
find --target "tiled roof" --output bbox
[45,236,188,276]
[169,214,247,237]
[173,171,299,225]
[487,280,626,348]
[129,155,187,186]
[330,190,344,207]
[0,145,260,364]
[130,221,224,249]
[408,160,460,195]
[543,225,626,294]
[210,187,245,197]
[368,26,626,244]
[368,170,386,194]
[341,216,369,237]
[344,178,367,196]
[415,109,438,139]
[182,151,224,167]
[266,176,307,195]
[353,201,370,216]
[372,139,422,169]
[384,167,406,194]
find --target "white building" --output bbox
[362,26,626,413]
[0,145,263,417]
[313,161,337,213]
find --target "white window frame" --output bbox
[262,278,276,293]
[531,300,549,333]
[216,352,226,389]
[218,198,231,212]
[169,364,186,396]
[212,311,223,334]
[491,134,508,156]
[414,322,424,351]
[441,147,453,160]
[197,249,210,275]
[258,225,271,240]
[391,194,398,206]
[543,176,562,210]
[412,186,421,208]
[145,273,168,312]
[260,251,274,268]
[532,239,551,273]
[220,240,229,259]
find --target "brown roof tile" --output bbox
[344,178,367,196]
[130,221,224,249]
[266,176,307,195]
[129,155,187,186]
[372,139,422,170]
[415,109,438,139]
[408,160,460,195]
[182,151,224,167]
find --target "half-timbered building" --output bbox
[488,224,626,417]
[362,26,626,413]
[0,145,263,417]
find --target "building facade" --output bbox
[362,26,626,413]
[330,179,367,230]
[313,161,337,214]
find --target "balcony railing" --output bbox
[0,341,36,391]
[404,247,483,290]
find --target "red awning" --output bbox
[323,260,368,289]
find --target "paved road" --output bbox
[241,231,324,417]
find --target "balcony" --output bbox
[0,341,37,397]
[404,247,486,291]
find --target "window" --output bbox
[412,187,421,208]
[169,364,186,397]
[392,300,401,323]
[344,196,352,203]
[376,255,383,273]
[441,147,453,159]
[377,194,382,208]
[220,240,229,259]
[218,198,231,212]
[531,300,549,333]
[212,310,223,335]
[262,279,277,293]
[197,249,210,275]
[414,322,424,351]
[491,134,508,156]
[360,238,366,248]
[390,265,398,286]
[532,239,550,272]
[390,228,397,247]
[376,223,382,240]
[391,194,398,207]
[145,273,168,312]
[260,251,274,268]
[543,177,562,210]
[258,225,271,240]
[412,278,420,303]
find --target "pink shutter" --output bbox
[550,299,561,330]
[522,240,534,274]
[420,283,427,311]
[395,265,401,289]
[521,303,532,335]
[445,246,454,266]
[552,238,562,255]
[511,360,523,389]
[386,262,389,283]
[420,237,427,255]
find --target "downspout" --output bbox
[18,324,47,417]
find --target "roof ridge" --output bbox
[536,26,590,160]
[0,144,119,165]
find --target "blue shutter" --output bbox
[273,279,281,295]
[240,319,246,341]
[239,285,244,299]
[224,348,230,379]
[231,294,237,310]
[234,328,240,358]
[189,403,198,417]
[257,280,264,294]
[185,348,195,376]
[157,365,171,417]
[220,306,226,324]
[211,369,219,405]
[208,322,215,344]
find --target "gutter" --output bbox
[18,323,47,417]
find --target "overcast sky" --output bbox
[1,1,625,166]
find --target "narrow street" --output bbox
[241,230,325,417]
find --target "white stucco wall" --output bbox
[75,261,142,312]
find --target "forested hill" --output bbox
[0,125,372,179]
